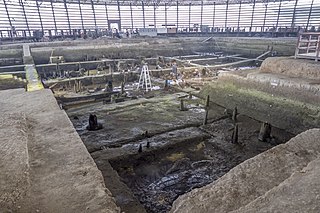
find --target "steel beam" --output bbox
[212,2,215,32]
[250,0,256,32]
[79,0,84,29]
[176,1,179,29]
[90,0,97,28]
[225,0,229,29]
[154,3,156,28]
[165,3,167,30]
[130,3,133,29]
[117,0,121,30]
[63,0,72,34]
[105,2,109,25]
[275,0,282,31]
[142,1,145,28]
[306,0,314,30]
[50,0,57,33]
[188,3,191,31]
[262,0,268,32]
[20,0,31,36]
[291,0,299,28]
[35,0,44,32]
[237,1,242,33]
[3,0,12,37]
[200,1,203,29]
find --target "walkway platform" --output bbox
[23,44,44,91]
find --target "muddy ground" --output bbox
[0,78,26,90]
[67,89,294,213]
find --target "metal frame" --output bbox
[0,0,317,39]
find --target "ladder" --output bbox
[137,64,152,92]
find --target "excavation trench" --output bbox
[57,51,290,213]
[67,91,294,213]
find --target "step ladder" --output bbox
[137,64,152,92]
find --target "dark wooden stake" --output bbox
[203,109,209,125]
[258,122,272,142]
[232,106,238,123]
[138,144,142,153]
[121,81,125,94]
[231,124,239,144]
[205,95,210,107]
[180,99,186,111]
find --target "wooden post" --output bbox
[231,124,239,144]
[138,144,142,153]
[111,95,115,103]
[232,106,237,123]
[203,109,208,125]
[205,95,210,107]
[189,92,192,99]
[180,99,186,111]
[121,81,125,94]
[258,122,272,142]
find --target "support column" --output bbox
[142,1,145,28]
[117,0,121,30]
[237,1,242,33]
[90,0,97,29]
[50,0,57,33]
[35,0,44,33]
[200,1,203,30]
[225,0,229,30]
[130,3,134,30]
[165,3,167,30]
[153,3,156,28]
[291,0,299,29]
[275,0,282,32]
[176,1,179,30]
[306,0,314,31]
[63,0,72,34]
[79,0,84,29]
[250,0,256,33]
[19,0,31,37]
[3,0,13,37]
[188,3,191,31]
[212,2,215,33]
[262,1,268,32]
[105,2,109,29]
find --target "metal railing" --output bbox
[295,32,320,62]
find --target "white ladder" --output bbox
[137,64,152,92]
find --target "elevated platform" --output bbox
[0,89,119,212]
[23,44,44,91]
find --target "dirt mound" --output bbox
[260,57,320,80]
[0,113,30,211]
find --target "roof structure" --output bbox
[35,0,284,6]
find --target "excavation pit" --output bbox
[67,92,294,213]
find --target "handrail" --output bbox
[295,32,320,62]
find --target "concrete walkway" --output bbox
[0,89,119,213]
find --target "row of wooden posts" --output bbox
[179,94,272,144]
